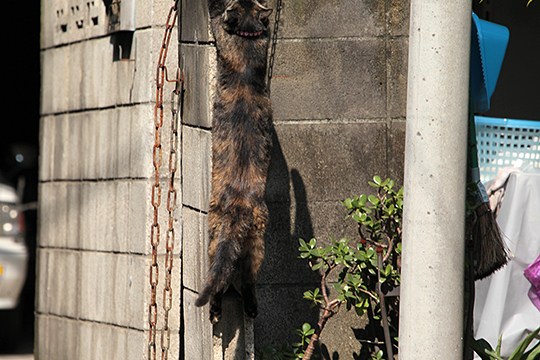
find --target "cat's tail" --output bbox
[195,238,242,307]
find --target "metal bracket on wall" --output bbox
[103,0,136,60]
[104,0,136,33]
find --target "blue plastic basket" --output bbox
[475,116,540,183]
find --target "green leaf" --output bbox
[525,342,540,360]
[509,327,540,360]
[301,323,312,335]
[368,195,379,206]
[470,337,500,360]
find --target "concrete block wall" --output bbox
[39,0,410,358]
[38,0,182,358]
[178,0,409,357]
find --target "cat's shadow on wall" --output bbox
[254,125,322,351]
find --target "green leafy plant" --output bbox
[471,327,540,360]
[258,176,539,360]
[293,176,403,360]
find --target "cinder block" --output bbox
[259,198,360,284]
[270,39,387,120]
[183,289,213,360]
[127,179,183,257]
[38,183,69,248]
[35,315,80,360]
[67,42,84,110]
[386,0,410,37]
[319,296,370,357]
[181,126,211,211]
[137,0,175,30]
[37,249,81,318]
[139,253,182,332]
[257,200,321,286]
[180,44,216,129]
[77,321,165,360]
[52,115,69,180]
[275,0,385,39]
[41,0,109,48]
[66,182,83,248]
[95,111,115,179]
[180,0,212,42]
[266,122,388,202]
[387,38,409,118]
[41,47,69,114]
[78,251,181,331]
[254,285,321,350]
[182,206,209,292]
[65,113,84,180]
[388,120,406,183]
[37,183,53,248]
[127,180,153,255]
[39,115,55,182]
[78,182,98,250]
[79,252,130,326]
[213,290,254,360]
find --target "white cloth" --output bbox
[474,172,540,356]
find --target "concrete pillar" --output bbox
[399,1,471,359]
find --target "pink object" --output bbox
[524,255,540,311]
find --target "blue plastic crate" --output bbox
[475,116,540,183]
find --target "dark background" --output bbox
[474,0,540,120]
[0,0,40,354]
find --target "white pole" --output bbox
[399,1,471,359]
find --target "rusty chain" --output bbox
[148,0,280,358]
[266,0,283,92]
[149,1,182,359]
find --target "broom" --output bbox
[466,110,509,280]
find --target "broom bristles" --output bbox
[473,202,509,280]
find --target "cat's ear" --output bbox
[258,8,273,23]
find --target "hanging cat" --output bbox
[194,0,274,324]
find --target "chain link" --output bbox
[149,1,182,359]
[266,0,283,92]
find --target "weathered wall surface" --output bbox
[38,0,182,358]
[179,0,409,357]
[38,0,409,358]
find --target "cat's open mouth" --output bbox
[236,31,263,38]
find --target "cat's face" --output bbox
[222,0,273,38]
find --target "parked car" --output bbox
[0,182,28,310]
[0,145,32,351]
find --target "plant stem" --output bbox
[303,265,341,360]
[303,300,340,360]
[377,253,394,359]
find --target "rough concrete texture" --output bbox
[38,0,183,358]
[177,0,409,357]
[37,0,409,357]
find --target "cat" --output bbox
[194,0,274,325]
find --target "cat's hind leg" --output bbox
[241,203,267,318]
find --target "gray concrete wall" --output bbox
[38,0,182,358]
[179,0,409,357]
[38,0,409,358]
